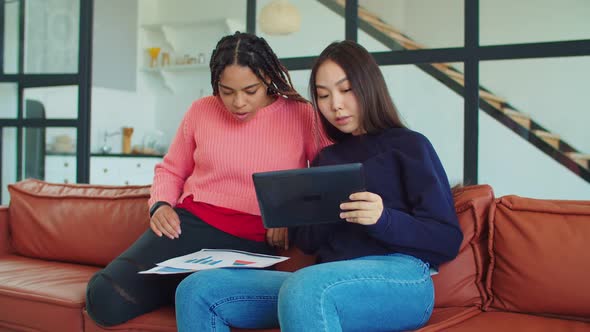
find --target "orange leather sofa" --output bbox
[0,179,588,331]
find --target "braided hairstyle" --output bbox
[210,32,307,103]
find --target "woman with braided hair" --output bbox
[85,32,329,327]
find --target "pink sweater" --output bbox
[149,95,327,215]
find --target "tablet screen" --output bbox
[253,163,365,228]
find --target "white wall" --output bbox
[363,0,464,49]
[1,0,588,202]
[480,56,590,152]
[366,0,590,152]
[24,0,79,73]
[363,0,590,48]
[357,0,590,198]
[21,86,78,148]
[1,129,17,205]
[91,0,159,153]
[382,65,464,186]
[91,87,158,154]
[135,0,247,146]
[138,0,394,146]
[0,84,17,118]
[257,0,344,58]
[88,0,590,200]
[479,112,590,199]
[478,0,590,153]
[93,0,138,91]
[358,0,405,52]
[3,1,19,73]
[480,0,590,45]
[150,0,246,24]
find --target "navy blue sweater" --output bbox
[291,128,463,268]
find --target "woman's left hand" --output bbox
[266,227,289,250]
[339,192,384,225]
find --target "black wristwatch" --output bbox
[149,201,171,217]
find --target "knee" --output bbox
[85,272,132,327]
[175,273,205,310]
[175,270,229,315]
[278,268,320,306]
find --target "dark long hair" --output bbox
[210,32,306,103]
[309,40,405,142]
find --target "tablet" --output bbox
[252,163,365,228]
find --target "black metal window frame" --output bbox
[249,0,590,185]
[0,0,93,202]
[2,0,589,202]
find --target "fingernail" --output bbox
[339,213,344,218]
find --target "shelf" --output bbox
[140,18,242,53]
[91,153,164,158]
[140,63,209,73]
[140,18,241,34]
[139,18,245,94]
[140,64,210,93]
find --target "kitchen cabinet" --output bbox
[90,155,162,185]
[45,155,77,184]
[44,154,162,185]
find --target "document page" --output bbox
[139,249,289,274]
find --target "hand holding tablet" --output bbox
[252,163,365,228]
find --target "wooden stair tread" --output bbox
[532,130,561,149]
[566,152,590,159]
[356,7,424,49]
[533,130,560,139]
[343,0,586,174]
[502,108,531,129]
[502,108,531,119]
[431,63,451,72]
[479,90,507,103]
[566,152,590,168]
[444,69,464,80]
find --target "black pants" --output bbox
[85,208,273,326]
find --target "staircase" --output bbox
[321,0,590,183]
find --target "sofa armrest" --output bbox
[0,206,11,255]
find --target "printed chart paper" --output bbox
[139,249,289,274]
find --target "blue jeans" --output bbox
[175,254,434,332]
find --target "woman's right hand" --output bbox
[150,205,181,239]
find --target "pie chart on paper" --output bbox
[233,260,255,266]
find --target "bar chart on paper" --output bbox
[185,256,223,266]
[139,249,289,274]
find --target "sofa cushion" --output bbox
[0,206,10,255]
[83,307,177,332]
[0,254,99,331]
[8,179,151,266]
[274,247,316,272]
[416,307,482,332]
[83,306,283,332]
[440,311,590,332]
[431,185,493,308]
[486,195,590,319]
